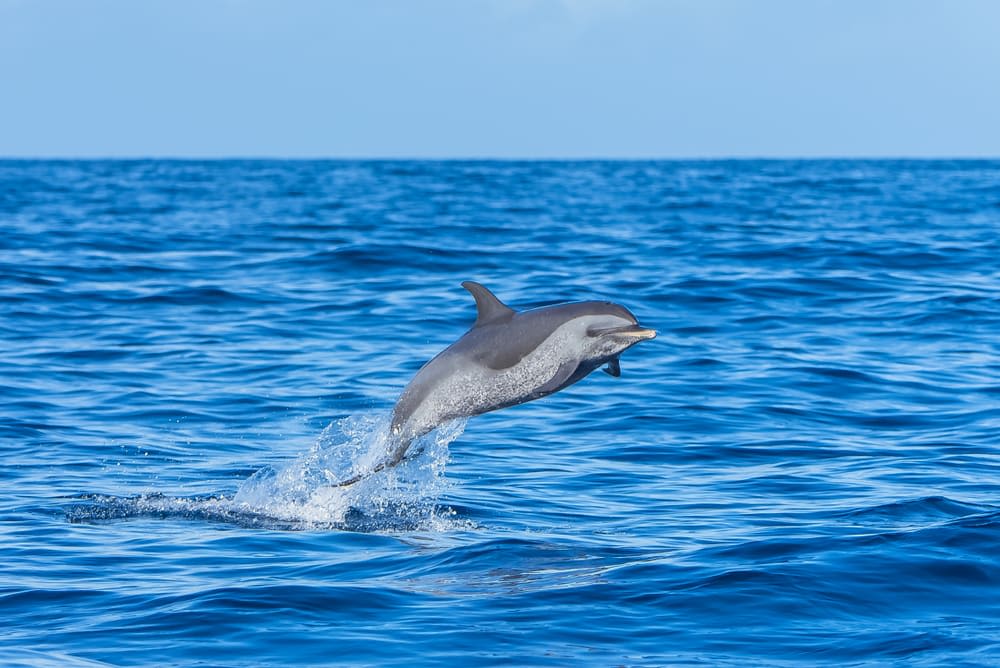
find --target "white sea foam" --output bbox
[230,412,467,529]
[68,412,469,532]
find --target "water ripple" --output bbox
[1,160,999,666]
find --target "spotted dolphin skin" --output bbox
[338,281,655,486]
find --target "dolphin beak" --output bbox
[591,324,658,339]
[633,327,657,340]
[622,325,657,340]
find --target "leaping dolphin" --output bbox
[337,281,656,486]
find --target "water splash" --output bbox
[66,412,468,531]
[233,412,467,528]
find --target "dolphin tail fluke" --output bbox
[334,471,365,487]
[333,434,414,487]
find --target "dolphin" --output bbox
[337,281,655,486]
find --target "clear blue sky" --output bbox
[2,0,998,158]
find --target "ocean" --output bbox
[1,159,998,666]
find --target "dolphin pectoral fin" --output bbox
[534,360,578,397]
[603,357,621,377]
[462,281,516,327]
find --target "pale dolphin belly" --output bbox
[391,325,582,447]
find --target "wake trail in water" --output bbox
[65,413,469,531]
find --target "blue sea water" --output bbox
[1,159,999,666]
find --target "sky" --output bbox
[1,0,998,158]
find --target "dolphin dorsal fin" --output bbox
[461,281,516,327]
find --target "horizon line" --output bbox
[2,155,999,162]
